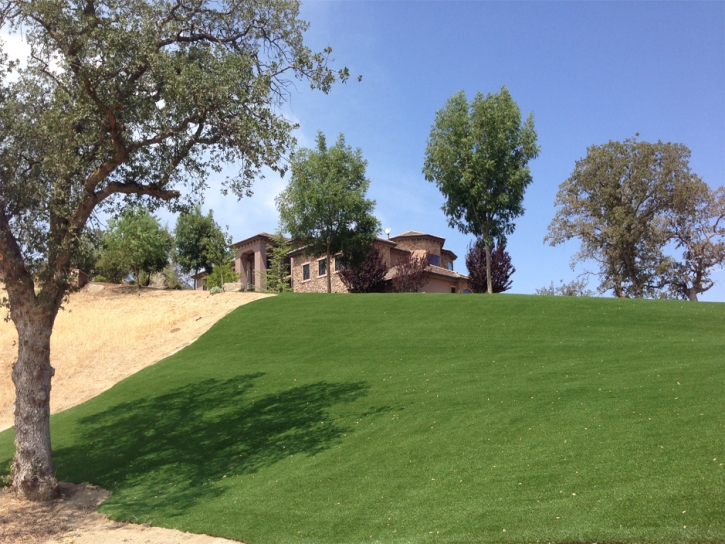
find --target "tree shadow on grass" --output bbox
[52,373,370,520]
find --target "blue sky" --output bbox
[208,1,724,300]
[7,1,723,299]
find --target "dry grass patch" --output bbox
[0,284,271,431]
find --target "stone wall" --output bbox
[290,254,348,293]
[390,236,442,259]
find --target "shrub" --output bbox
[339,249,387,293]
[209,286,223,295]
[392,253,430,293]
[206,262,240,289]
[465,243,515,293]
[535,278,593,297]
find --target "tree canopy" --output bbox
[0,0,349,501]
[545,137,720,299]
[276,132,380,293]
[175,206,220,275]
[423,87,539,293]
[97,206,172,286]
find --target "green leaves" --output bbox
[423,87,539,246]
[545,136,721,299]
[276,132,380,289]
[97,206,172,284]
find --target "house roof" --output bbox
[191,271,208,279]
[384,264,468,282]
[231,232,289,249]
[441,247,458,260]
[389,230,446,244]
[287,237,395,258]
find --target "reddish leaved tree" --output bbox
[339,249,387,293]
[392,252,430,292]
[466,243,515,293]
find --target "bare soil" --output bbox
[1,284,271,431]
[1,284,269,542]
[0,482,240,544]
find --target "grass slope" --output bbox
[1,294,724,543]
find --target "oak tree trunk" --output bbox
[11,303,60,501]
[485,243,493,294]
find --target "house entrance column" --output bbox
[254,249,266,291]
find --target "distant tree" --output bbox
[423,87,539,294]
[277,132,380,293]
[175,206,233,285]
[175,207,217,275]
[392,253,430,293]
[257,232,292,293]
[339,248,387,293]
[535,279,594,297]
[206,261,240,290]
[73,227,104,279]
[97,207,172,288]
[202,225,234,287]
[545,137,707,298]
[465,242,515,293]
[667,185,725,301]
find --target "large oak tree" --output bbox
[0,0,349,501]
[545,137,721,299]
[423,87,539,294]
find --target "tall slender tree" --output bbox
[423,87,539,294]
[0,0,349,501]
[276,132,380,293]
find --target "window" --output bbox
[335,255,343,272]
[451,287,456,293]
[303,263,310,280]
[318,259,327,276]
[428,254,440,267]
[202,278,208,291]
[447,261,454,271]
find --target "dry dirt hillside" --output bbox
[0,284,271,432]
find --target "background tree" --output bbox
[0,0,348,500]
[175,206,234,285]
[277,132,380,293]
[667,185,725,301]
[202,226,234,287]
[256,232,292,293]
[391,253,430,293]
[339,248,387,293]
[96,207,172,288]
[465,242,515,293]
[423,87,539,294]
[175,206,217,275]
[205,261,240,290]
[545,137,704,298]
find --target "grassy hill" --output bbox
[1,294,724,543]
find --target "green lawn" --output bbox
[1,294,724,543]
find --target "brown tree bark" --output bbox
[485,243,493,294]
[10,298,60,501]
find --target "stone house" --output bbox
[193,230,470,293]
[289,231,470,294]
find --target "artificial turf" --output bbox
[1,293,724,543]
